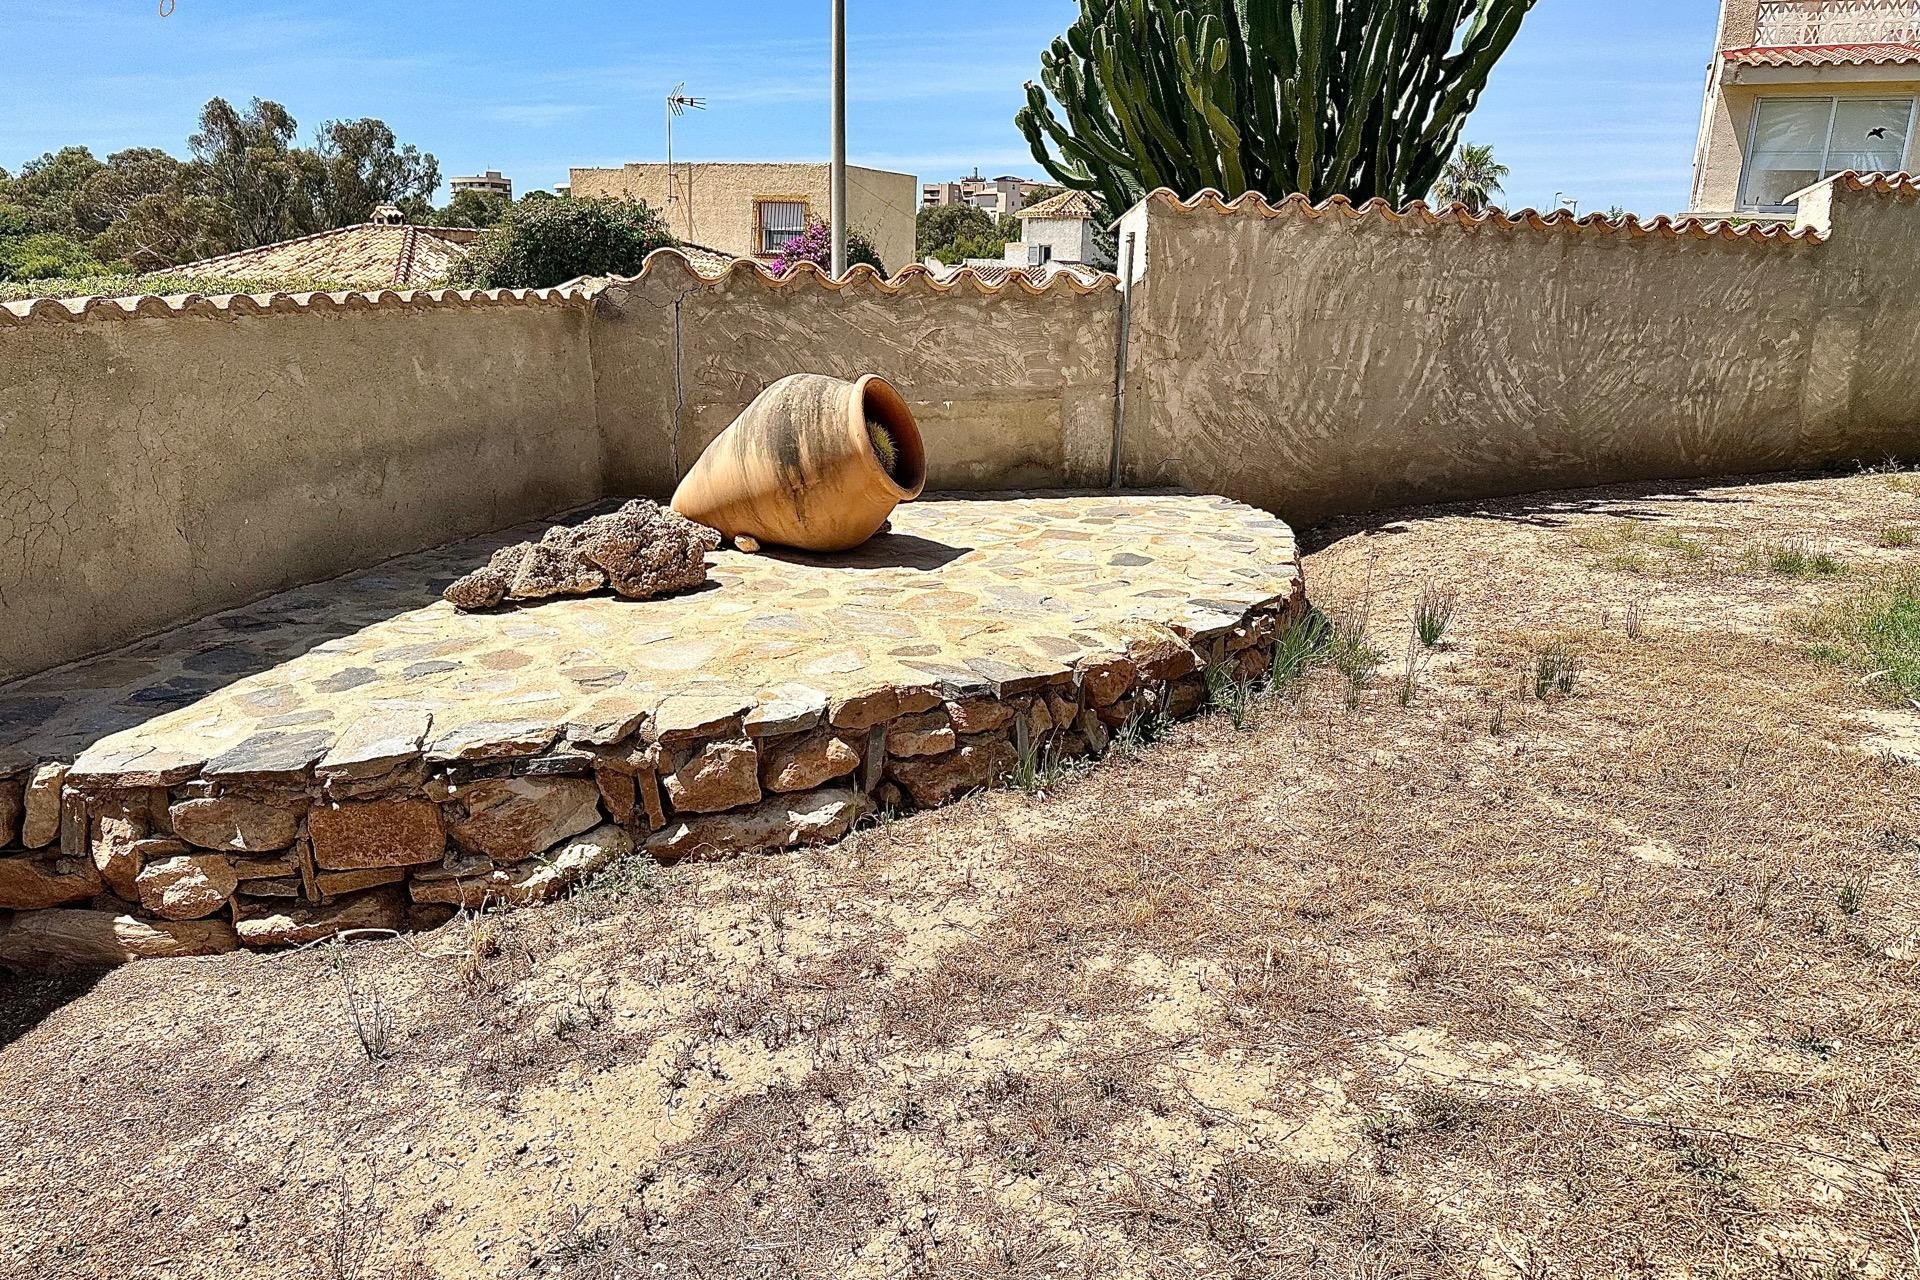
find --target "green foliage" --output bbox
[189,96,311,250]
[916,205,1033,265]
[1430,141,1508,213]
[435,189,512,228]
[1805,570,1920,705]
[451,197,679,289]
[1017,0,1538,220]
[305,117,441,228]
[0,232,105,283]
[0,270,364,303]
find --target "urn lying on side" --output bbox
[670,373,927,553]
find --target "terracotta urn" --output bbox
[670,373,926,553]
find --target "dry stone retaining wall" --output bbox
[0,601,1294,966]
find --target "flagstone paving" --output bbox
[0,492,1304,965]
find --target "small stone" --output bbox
[0,854,102,910]
[169,797,302,854]
[663,740,761,813]
[136,855,239,921]
[21,762,68,849]
[946,698,1015,735]
[596,766,637,825]
[887,710,957,759]
[759,731,861,793]
[734,535,761,554]
[0,910,239,967]
[1080,658,1137,707]
[886,735,1019,808]
[308,800,445,870]
[235,887,407,948]
[645,790,869,862]
[449,777,602,861]
[410,823,632,908]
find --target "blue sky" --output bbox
[0,1,1719,215]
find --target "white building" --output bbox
[450,170,514,200]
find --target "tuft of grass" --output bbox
[1204,660,1258,729]
[1803,570,1920,704]
[1624,597,1651,642]
[1651,529,1709,560]
[1396,635,1424,707]
[1757,538,1846,579]
[1879,525,1914,549]
[1530,642,1583,701]
[1271,611,1332,688]
[1327,608,1384,711]
[1413,584,1457,649]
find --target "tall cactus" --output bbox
[1017,0,1537,219]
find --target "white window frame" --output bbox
[1738,94,1919,212]
[755,199,810,256]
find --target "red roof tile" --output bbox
[1725,42,1920,67]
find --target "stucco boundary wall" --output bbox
[1116,171,1920,525]
[587,254,1122,498]
[0,288,605,683]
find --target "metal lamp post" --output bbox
[830,0,847,278]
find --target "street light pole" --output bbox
[830,0,847,277]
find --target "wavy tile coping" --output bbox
[0,492,1304,966]
[1138,168,1920,244]
[617,249,1119,297]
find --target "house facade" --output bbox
[1690,0,1920,217]
[568,162,917,272]
[921,173,1048,216]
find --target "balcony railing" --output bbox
[1755,0,1920,45]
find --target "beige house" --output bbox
[569,162,917,272]
[921,173,1048,216]
[1690,0,1920,217]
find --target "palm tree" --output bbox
[1431,143,1509,215]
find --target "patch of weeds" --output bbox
[328,942,393,1063]
[1651,529,1709,560]
[1487,699,1509,736]
[1759,538,1846,578]
[1802,569,1920,704]
[1835,881,1864,916]
[1271,610,1333,689]
[1204,660,1259,729]
[1327,608,1384,711]
[1396,635,1425,707]
[1115,691,1173,755]
[1529,642,1583,701]
[1879,525,1915,549]
[1668,1129,1744,1196]
[1624,596,1651,641]
[1011,731,1081,795]
[1605,548,1651,574]
[1413,583,1457,648]
[582,852,662,903]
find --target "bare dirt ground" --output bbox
[3,469,1917,1280]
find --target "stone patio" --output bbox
[0,493,1304,964]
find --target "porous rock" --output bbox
[444,500,719,611]
[411,823,632,908]
[0,855,103,910]
[169,796,301,854]
[448,776,602,861]
[663,739,761,813]
[886,735,1019,808]
[136,854,239,921]
[759,730,861,793]
[235,887,407,948]
[0,910,239,967]
[645,789,869,862]
[308,799,445,870]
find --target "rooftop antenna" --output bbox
[665,83,706,236]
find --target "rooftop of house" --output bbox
[1723,40,1920,65]
[170,223,484,289]
[1016,190,1102,221]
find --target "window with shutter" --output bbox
[756,200,808,254]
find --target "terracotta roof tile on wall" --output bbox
[170,224,479,287]
[1724,42,1920,67]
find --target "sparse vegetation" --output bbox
[1805,569,1920,703]
[1413,583,1457,648]
[1756,537,1847,578]
[1530,640,1582,700]
[1879,525,1914,549]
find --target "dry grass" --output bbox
[1,471,1918,1280]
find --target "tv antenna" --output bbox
[665,83,706,229]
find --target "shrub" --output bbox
[1805,570,1920,704]
[769,220,885,276]
[451,197,678,289]
[0,231,106,282]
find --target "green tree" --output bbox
[916,203,1000,261]
[435,188,511,228]
[0,231,104,282]
[1016,0,1537,219]
[0,146,105,237]
[452,197,678,289]
[1429,141,1507,213]
[306,117,440,228]
[190,97,312,249]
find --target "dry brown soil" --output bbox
[3,470,1917,1280]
